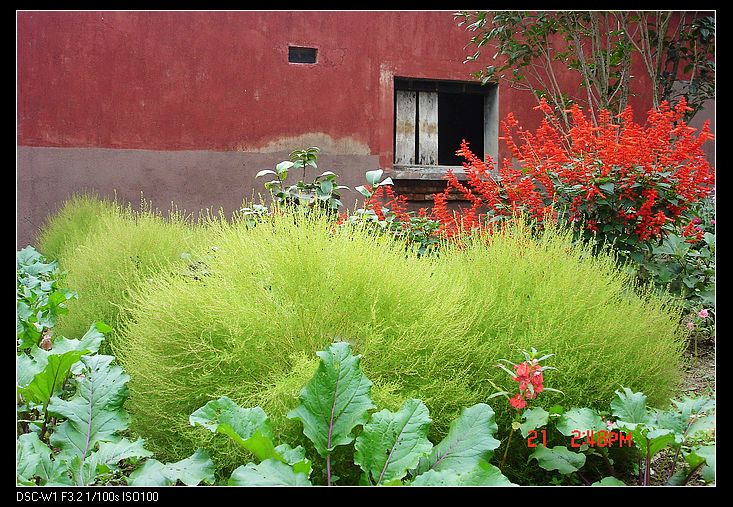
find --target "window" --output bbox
[288,46,317,64]
[393,78,498,171]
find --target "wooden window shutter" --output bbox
[418,91,438,165]
[395,90,416,165]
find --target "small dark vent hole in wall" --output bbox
[288,46,317,64]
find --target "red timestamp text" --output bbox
[525,429,633,448]
[570,429,633,448]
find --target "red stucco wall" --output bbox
[17,11,663,169]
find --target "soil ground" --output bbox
[647,336,715,486]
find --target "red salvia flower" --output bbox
[431,100,714,247]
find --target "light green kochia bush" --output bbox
[37,193,120,261]
[37,197,210,352]
[116,209,685,477]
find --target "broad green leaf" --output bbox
[703,232,715,247]
[416,403,500,475]
[17,300,33,322]
[128,449,215,486]
[520,407,549,438]
[365,169,383,186]
[687,413,715,437]
[354,398,433,485]
[18,321,107,398]
[256,169,278,179]
[320,180,334,195]
[591,476,626,486]
[17,432,46,480]
[599,182,615,194]
[556,408,606,437]
[19,350,86,406]
[159,449,215,486]
[52,322,106,355]
[229,459,312,486]
[274,443,312,478]
[529,445,586,474]
[411,460,514,486]
[287,342,376,457]
[17,245,43,266]
[682,444,717,483]
[48,355,130,464]
[611,387,650,429]
[17,476,35,486]
[635,428,675,457]
[673,394,715,417]
[666,469,687,486]
[379,177,394,186]
[190,397,279,462]
[21,261,59,277]
[17,349,48,388]
[127,459,169,486]
[693,445,715,483]
[69,452,101,486]
[355,185,372,199]
[17,432,72,486]
[652,409,686,437]
[276,161,295,174]
[96,438,152,465]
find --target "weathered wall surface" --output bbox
[17,11,710,248]
[16,146,378,247]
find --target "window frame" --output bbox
[392,77,499,178]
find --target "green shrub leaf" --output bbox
[229,459,312,486]
[365,169,384,186]
[18,322,107,403]
[611,387,650,429]
[528,445,586,474]
[19,350,86,406]
[128,449,215,486]
[520,407,549,438]
[96,438,152,465]
[354,398,433,485]
[256,169,278,179]
[48,355,130,464]
[591,476,626,486]
[287,342,376,457]
[416,403,500,475]
[411,460,514,486]
[556,407,606,437]
[17,432,74,485]
[274,443,312,478]
[190,396,280,462]
[691,445,715,483]
[16,432,47,481]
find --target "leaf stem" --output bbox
[681,461,704,486]
[326,454,332,486]
[499,426,516,471]
[600,447,616,477]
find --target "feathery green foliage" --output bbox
[37,197,210,353]
[115,208,684,478]
[37,193,119,261]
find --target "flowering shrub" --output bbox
[256,147,349,213]
[488,348,714,486]
[494,348,559,411]
[432,97,715,254]
[346,170,442,256]
[634,196,715,312]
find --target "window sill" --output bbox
[391,164,468,181]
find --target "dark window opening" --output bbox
[288,46,317,64]
[393,77,497,169]
[438,93,484,166]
